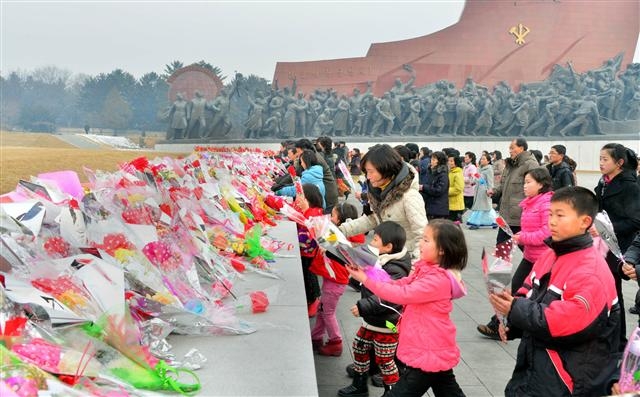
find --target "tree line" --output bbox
[0,60,268,134]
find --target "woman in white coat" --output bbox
[339,144,427,260]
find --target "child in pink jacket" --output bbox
[478,167,554,340]
[347,219,467,397]
[511,168,553,295]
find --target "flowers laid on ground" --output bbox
[0,147,295,395]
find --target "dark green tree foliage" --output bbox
[163,60,184,79]
[77,69,136,116]
[101,88,133,133]
[5,66,71,131]
[18,104,56,132]
[131,72,169,131]
[0,72,25,126]
[193,60,226,81]
[0,61,260,134]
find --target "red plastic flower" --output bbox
[126,156,150,172]
[122,206,154,225]
[250,291,269,313]
[93,233,134,256]
[44,236,71,257]
[142,241,181,271]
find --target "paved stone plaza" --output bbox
[313,216,638,397]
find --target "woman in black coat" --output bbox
[419,151,450,220]
[594,143,640,350]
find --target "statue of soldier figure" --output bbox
[294,92,308,137]
[559,95,604,136]
[206,88,232,138]
[333,95,351,136]
[166,93,188,140]
[400,98,422,135]
[164,53,638,140]
[187,90,207,138]
[370,92,395,136]
[244,91,266,139]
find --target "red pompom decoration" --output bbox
[250,291,269,313]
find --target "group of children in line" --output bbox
[288,142,639,397]
[295,177,468,396]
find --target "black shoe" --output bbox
[371,373,383,388]
[338,373,369,397]
[477,323,500,340]
[630,306,639,315]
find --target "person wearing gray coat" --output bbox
[490,138,540,244]
[478,138,540,340]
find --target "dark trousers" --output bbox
[606,251,627,351]
[486,225,524,329]
[448,210,464,223]
[388,367,465,397]
[301,256,321,304]
[464,196,474,210]
[511,258,534,295]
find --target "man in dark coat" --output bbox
[546,144,575,190]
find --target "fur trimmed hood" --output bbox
[367,164,415,217]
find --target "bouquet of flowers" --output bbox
[11,337,101,379]
[619,326,640,392]
[337,160,358,194]
[60,318,201,394]
[594,210,625,264]
[1,344,50,397]
[127,292,255,336]
[481,246,514,326]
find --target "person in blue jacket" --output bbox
[277,149,327,209]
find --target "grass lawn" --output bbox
[0,131,188,194]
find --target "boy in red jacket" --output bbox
[490,187,620,397]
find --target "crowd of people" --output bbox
[270,136,640,397]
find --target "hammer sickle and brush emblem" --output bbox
[509,23,530,45]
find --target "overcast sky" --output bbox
[1,1,639,81]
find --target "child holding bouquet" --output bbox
[478,168,553,340]
[309,202,363,356]
[490,187,620,396]
[339,221,411,396]
[331,202,366,245]
[510,168,553,296]
[345,219,467,397]
[296,183,325,317]
[334,202,367,294]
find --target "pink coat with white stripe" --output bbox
[517,191,552,263]
[363,260,466,373]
